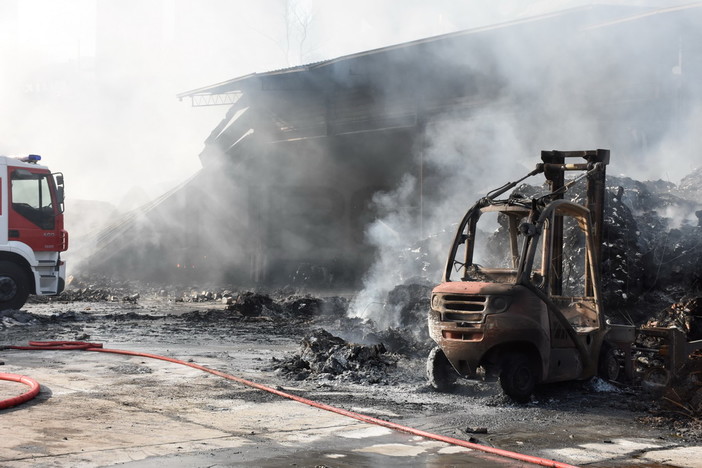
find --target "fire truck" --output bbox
[0,154,67,310]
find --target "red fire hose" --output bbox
[4,341,579,468]
[0,372,41,410]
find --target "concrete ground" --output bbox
[2,298,702,467]
[1,346,514,467]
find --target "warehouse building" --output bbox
[85,4,702,287]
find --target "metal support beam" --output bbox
[181,92,243,107]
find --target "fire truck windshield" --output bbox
[11,169,56,230]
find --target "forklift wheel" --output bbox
[426,347,457,392]
[499,353,536,403]
[598,344,621,382]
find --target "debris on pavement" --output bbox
[271,329,398,384]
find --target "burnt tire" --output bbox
[598,344,621,382]
[426,346,457,392]
[499,353,536,403]
[0,261,29,310]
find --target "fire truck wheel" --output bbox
[499,353,536,403]
[0,261,30,311]
[426,346,457,391]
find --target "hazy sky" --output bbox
[0,0,687,206]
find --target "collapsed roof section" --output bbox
[180,4,693,168]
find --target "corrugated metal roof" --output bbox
[175,5,617,100]
[177,3,699,100]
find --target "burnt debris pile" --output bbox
[30,275,154,304]
[31,286,140,303]
[181,291,348,322]
[365,283,434,355]
[635,298,702,416]
[271,329,397,384]
[644,297,702,341]
[1,308,95,328]
[0,309,43,327]
[612,170,701,303]
[509,168,701,322]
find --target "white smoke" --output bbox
[348,3,702,328]
[349,110,531,325]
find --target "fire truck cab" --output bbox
[0,154,68,310]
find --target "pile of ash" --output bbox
[271,329,398,384]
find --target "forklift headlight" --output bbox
[488,295,511,313]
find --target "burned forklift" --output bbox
[427,149,637,402]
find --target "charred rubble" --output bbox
[270,328,399,384]
[635,297,702,417]
[504,169,702,323]
[645,297,702,341]
[179,292,347,323]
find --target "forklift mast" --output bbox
[540,149,609,297]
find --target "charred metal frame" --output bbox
[541,149,609,297]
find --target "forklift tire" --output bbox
[499,353,536,403]
[598,344,621,382]
[426,346,457,392]
[0,261,30,311]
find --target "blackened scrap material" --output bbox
[1,309,95,328]
[644,297,702,341]
[600,188,646,312]
[28,287,121,303]
[364,328,434,357]
[229,292,281,317]
[272,329,397,384]
[229,292,348,319]
[0,309,38,326]
[280,296,324,318]
[102,312,161,321]
[658,351,702,417]
[510,171,701,321]
[181,308,248,322]
[177,293,348,324]
[634,298,702,416]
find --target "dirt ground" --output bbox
[2,287,702,467]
